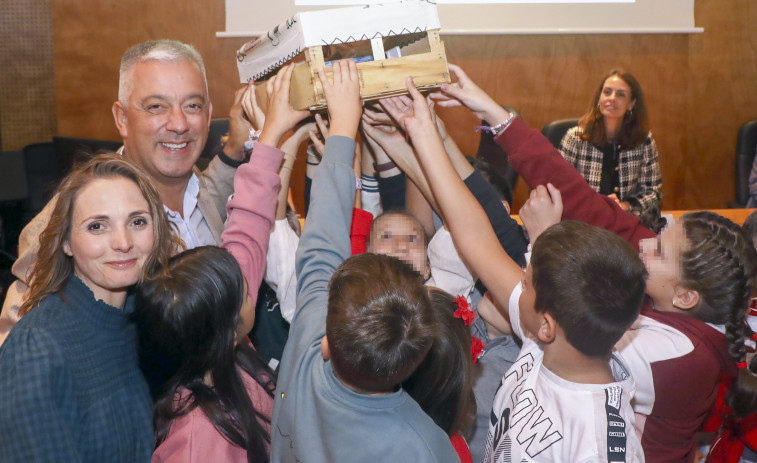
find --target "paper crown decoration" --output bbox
[236,0,450,111]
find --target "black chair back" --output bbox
[52,136,122,176]
[541,118,579,150]
[0,150,27,202]
[22,142,59,216]
[733,119,757,207]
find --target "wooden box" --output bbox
[236,1,450,111]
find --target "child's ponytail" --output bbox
[725,322,757,417]
[679,212,757,417]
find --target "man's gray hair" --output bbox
[118,40,208,106]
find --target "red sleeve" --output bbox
[495,118,656,250]
[350,208,373,255]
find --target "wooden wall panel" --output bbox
[51,0,242,141]
[1,0,56,150]
[687,0,757,209]
[50,0,757,211]
[436,33,690,210]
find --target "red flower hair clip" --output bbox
[471,336,484,364]
[453,295,484,363]
[453,295,476,326]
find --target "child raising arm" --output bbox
[380,82,522,312]
[383,78,646,462]
[271,61,456,463]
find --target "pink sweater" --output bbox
[221,143,285,305]
[154,144,283,462]
[152,366,274,463]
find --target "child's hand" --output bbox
[307,113,329,156]
[363,103,394,126]
[242,81,266,132]
[317,60,362,139]
[259,64,310,148]
[290,118,317,146]
[430,64,510,126]
[223,83,255,160]
[607,193,631,211]
[379,77,436,137]
[519,183,563,244]
[427,98,449,142]
[278,117,317,158]
[360,117,411,163]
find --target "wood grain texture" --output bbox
[49,0,757,211]
[1,0,56,150]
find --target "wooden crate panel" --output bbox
[284,52,449,110]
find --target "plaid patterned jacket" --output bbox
[559,126,662,217]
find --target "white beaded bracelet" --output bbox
[475,112,517,138]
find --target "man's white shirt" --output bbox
[163,173,216,249]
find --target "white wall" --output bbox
[221,0,700,36]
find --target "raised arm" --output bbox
[429,103,528,266]
[498,119,655,249]
[360,118,437,212]
[381,80,523,311]
[278,120,316,219]
[294,60,362,326]
[222,64,309,308]
[198,83,258,227]
[437,64,656,249]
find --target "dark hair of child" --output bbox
[531,220,648,356]
[326,252,437,393]
[742,209,757,243]
[403,287,476,435]
[676,212,757,417]
[133,246,276,463]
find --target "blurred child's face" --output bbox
[518,265,540,341]
[639,222,685,312]
[369,214,429,278]
[235,278,255,345]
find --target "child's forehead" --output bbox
[373,214,423,235]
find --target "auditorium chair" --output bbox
[541,118,579,150]
[729,119,757,208]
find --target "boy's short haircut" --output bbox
[326,253,436,392]
[531,221,647,357]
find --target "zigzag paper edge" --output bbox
[248,47,302,82]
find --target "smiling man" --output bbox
[112,40,246,248]
[0,40,249,344]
